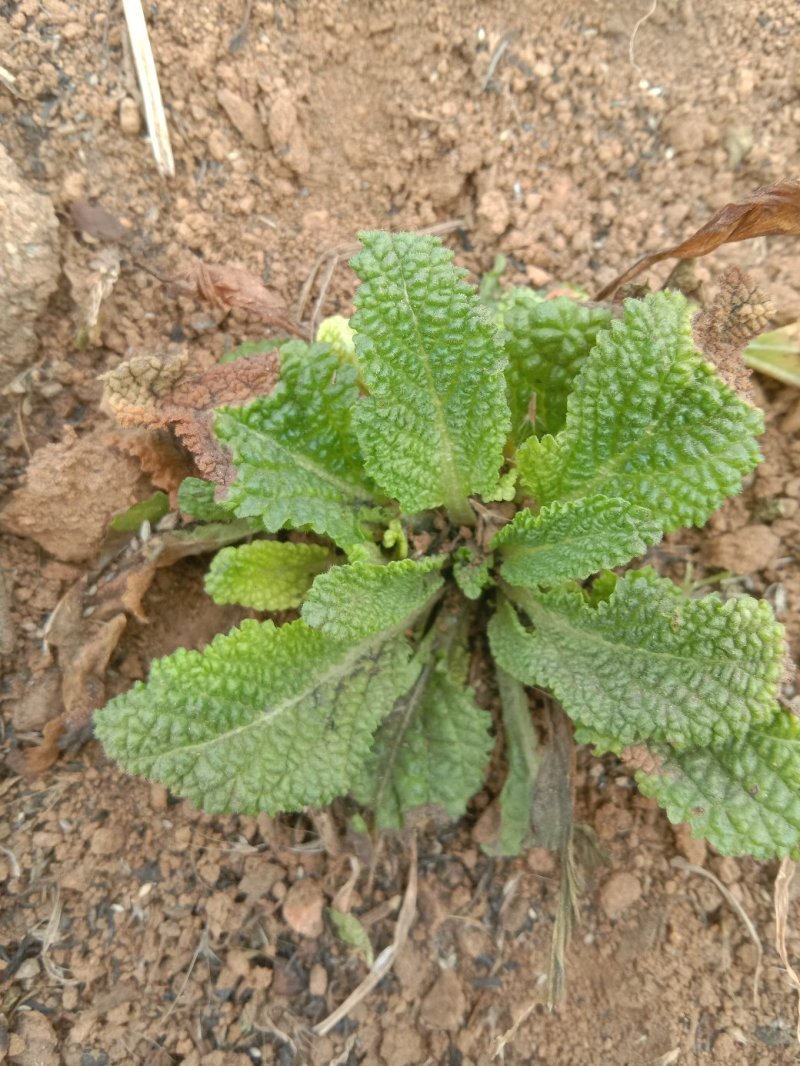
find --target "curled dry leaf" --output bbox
[188,258,306,337]
[64,244,122,347]
[597,179,800,301]
[92,520,254,625]
[692,267,776,401]
[68,199,128,243]
[101,348,280,485]
[15,516,255,773]
[13,578,128,774]
[217,87,266,149]
[112,428,194,497]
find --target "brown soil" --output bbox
[2,1,800,1063]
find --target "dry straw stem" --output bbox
[121,0,175,178]
[628,0,659,74]
[313,834,418,1037]
[671,856,762,1008]
[774,858,800,1044]
[596,180,800,302]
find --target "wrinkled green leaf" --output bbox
[178,477,238,523]
[205,540,334,610]
[355,659,493,829]
[216,342,382,548]
[95,618,416,814]
[637,707,800,859]
[302,557,444,643]
[493,495,662,588]
[503,294,612,440]
[517,292,764,532]
[489,569,784,750]
[453,546,493,600]
[351,231,509,523]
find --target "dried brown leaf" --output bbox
[69,199,128,242]
[112,428,193,496]
[217,88,266,149]
[189,259,305,337]
[101,348,280,485]
[597,179,800,301]
[18,717,65,775]
[775,858,800,1043]
[64,244,122,346]
[60,613,127,726]
[692,267,776,400]
[94,561,158,624]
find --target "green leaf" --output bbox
[351,231,510,523]
[111,491,170,532]
[205,540,334,610]
[215,342,382,548]
[489,570,785,750]
[493,495,662,588]
[178,477,238,523]
[503,294,612,439]
[153,520,255,556]
[745,324,800,388]
[517,292,764,532]
[482,666,538,856]
[453,546,493,600]
[301,557,444,643]
[637,707,800,859]
[95,618,416,814]
[478,253,509,309]
[354,658,493,829]
[328,908,375,966]
[316,315,358,369]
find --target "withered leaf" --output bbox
[18,718,65,775]
[692,267,776,400]
[217,88,266,149]
[111,428,193,497]
[69,199,128,242]
[101,349,280,485]
[92,521,253,625]
[189,258,306,337]
[597,179,800,301]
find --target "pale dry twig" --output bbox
[313,834,418,1037]
[121,0,175,177]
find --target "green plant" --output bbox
[95,231,800,862]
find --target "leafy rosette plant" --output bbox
[96,232,800,861]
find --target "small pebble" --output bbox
[282,877,324,938]
[599,871,642,920]
[308,962,328,996]
[119,97,142,136]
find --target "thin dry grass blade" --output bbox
[121,0,175,178]
[774,858,800,1044]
